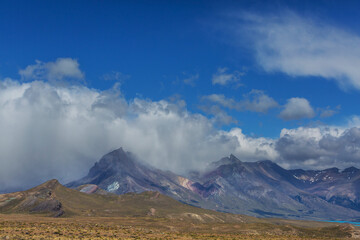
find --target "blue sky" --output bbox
[2,0,360,190]
[2,0,360,137]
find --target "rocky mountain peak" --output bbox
[95,147,134,167]
[102,147,127,161]
[210,154,242,169]
[229,154,241,162]
[323,167,340,174]
[342,166,359,173]
[67,148,360,221]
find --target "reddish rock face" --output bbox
[78,184,98,194]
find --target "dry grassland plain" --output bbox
[0,214,358,240]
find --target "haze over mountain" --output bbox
[68,147,360,221]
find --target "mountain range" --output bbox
[0,178,246,223]
[66,147,360,221]
[3,178,358,239]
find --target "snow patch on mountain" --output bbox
[107,181,120,192]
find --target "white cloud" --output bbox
[201,94,236,109]
[212,67,243,86]
[279,97,315,120]
[228,128,278,161]
[237,12,360,90]
[276,126,360,169]
[19,58,84,83]
[183,73,199,86]
[241,89,279,113]
[0,78,277,192]
[319,105,340,118]
[202,90,278,113]
[198,104,238,125]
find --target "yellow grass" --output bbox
[0,214,357,240]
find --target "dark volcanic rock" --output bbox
[31,199,62,212]
[0,179,64,217]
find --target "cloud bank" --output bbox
[0,78,278,192]
[276,127,360,170]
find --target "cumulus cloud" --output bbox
[19,58,84,83]
[212,67,243,86]
[0,77,277,192]
[202,90,278,113]
[279,97,315,120]
[198,104,238,125]
[276,127,360,169]
[201,94,236,109]
[236,11,360,90]
[241,89,279,113]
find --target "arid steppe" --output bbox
[0,213,359,239]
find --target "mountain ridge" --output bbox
[0,178,255,226]
[2,179,359,239]
[67,147,360,221]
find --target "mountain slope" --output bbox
[289,167,360,211]
[1,180,359,240]
[67,148,208,207]
[0,179,250,223]
[190,155,360,220]
[67,148,360,221]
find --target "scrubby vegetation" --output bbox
[0,214,357,239]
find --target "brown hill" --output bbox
[0,179,247,223]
